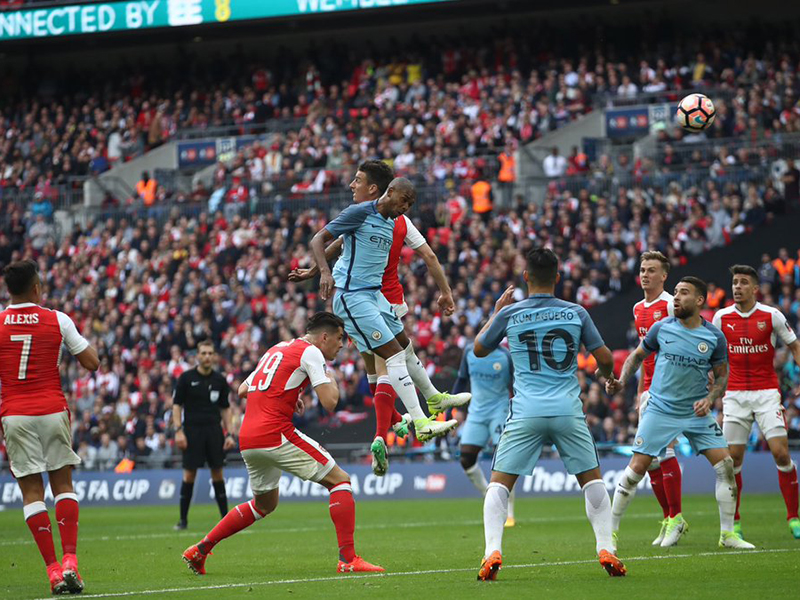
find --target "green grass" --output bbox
[0,494,798,599]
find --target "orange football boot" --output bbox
[599,549,627,577]
[336,556,385,573]
[182,544,210,575]
[477,550,502,581]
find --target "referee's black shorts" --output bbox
[182,424,225,470]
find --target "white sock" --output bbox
[583,479,614,554]
[777,460,796,473]
[367,373,378,388]
[465,463,488,495]
[664,447,676,460]
[385,350,426,421]
[483,482,509,558]
[647,456,661,471]
[611,466,643,531]
[403,343,440,400]
[507,488,516,520]
[714,457,736,532]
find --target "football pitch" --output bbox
[0,494,798,599]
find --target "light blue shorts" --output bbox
[492,415,599,476]
[333,289,404,354]
[461,410,508,448]
[634,406,727,457]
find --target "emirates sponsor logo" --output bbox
[728,344,770,354]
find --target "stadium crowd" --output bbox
[1,154,799,469]
[2,19,800,204]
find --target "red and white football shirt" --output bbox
[712,302,797,391]
[239,338,332,450]
[381,215,426,305]
[0,303,89,417]
[633,291,674,391]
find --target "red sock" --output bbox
[55,493,80,556]
[24,503,58,567]
[389,407,402,427]
[778,464,799,520]
[329,482,356,562]
[734,470,743,521]
[661,457,683,517]
[373,380,395,439]
[648,467,670,518]
[199,499,265,554]
[369,381,377,396]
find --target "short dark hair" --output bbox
[307,311,345,334]
[197,340,215,351]
[679,276,708,299]
[525,247,559,286]
[358,160,394,195]
[640,250,670,274]
[3,260,39,296]
[729,264,758,282]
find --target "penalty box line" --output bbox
[35,547,800,599]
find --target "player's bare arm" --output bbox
[694,362,728,417]
[221,407,236,451]
[474,286,515,357]
[414,243,455,316]
[315,380,340,413]
[591,345,616,380]
[310,228,336,300]
[172,404,187,451]
[289,238,344,282]
[788,340,800,365]
[237,381,249,399]
[75,345,100,371]
[607,345,648,394]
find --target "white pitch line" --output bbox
[29,547,800,600]
[0,510,733,547]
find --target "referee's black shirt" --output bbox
[173,368,231,427]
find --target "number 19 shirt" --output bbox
[477,294,605,418]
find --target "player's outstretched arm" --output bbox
[608,345,648,394]
[310,228,336,300]
[474,286,515,357]
[289,238,344,282]
[414,243,455,316]
[788,340,800,366]
[238,381,249,399]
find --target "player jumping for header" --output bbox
[607,276,755,550]
[308,177,469,444]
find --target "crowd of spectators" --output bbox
[3,18,800,204]
[1,150,798,469]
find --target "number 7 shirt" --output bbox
[0,303,89,417]
[239,338,332,450]
[476,294,605,419]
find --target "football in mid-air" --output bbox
[676,93,716,131]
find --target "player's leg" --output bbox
[660,443,683,519]
[4,413,72,594]
[209,423,229,517]
[478,418,537,581]
[177,466,197,530]
[554,416,625,576]
[612,408,670,534]
[700,446,754,548]
[183,449,280,575]
[480,413,516,526]
[460,443,488,494]
[722,391,753,538]
[639,393,671,530]
[369,354,409,476]
[760,415,800,537]
[373,354,406,431]
[42,409,84,591]
[49,465,83,593]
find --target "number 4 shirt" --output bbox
[477,294,605,419]
[239,338,331,450]
[0,303,89,417]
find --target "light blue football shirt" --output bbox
[456,343,512,420]
[325,200,395,291]
[477,294,604,418]
[642,317,727,417]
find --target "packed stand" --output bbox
[4,19,800,206]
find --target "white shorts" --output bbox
[723,389,786,444]
[241,429,335,494]
[1,411,81,478]
[391,301,409,319]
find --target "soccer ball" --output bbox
[676,93,716,131]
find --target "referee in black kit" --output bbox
[171,340,236,530]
